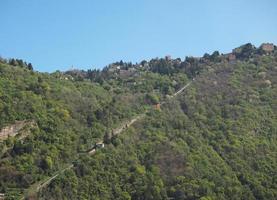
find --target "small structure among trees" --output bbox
[95,142,105,149]
[228,53,236,61]
[165,55,172,61]
[260,43,274,53]
[0,193,5,200]
[154,103,161,110]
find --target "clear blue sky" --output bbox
[1,0,277,72]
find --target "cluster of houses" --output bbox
[108,64,137,78]
[60,43,276,82]
[106,43,275,79]
[224,43,275,63]
[107,55,182,79]
[260,43,274,52]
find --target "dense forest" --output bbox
[0,43,276,199]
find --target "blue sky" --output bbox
[1,0,277,72]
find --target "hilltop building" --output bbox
[165,55,172,61]
[227,53,236,62]
[260,43,274,52]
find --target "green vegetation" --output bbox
[0,43,276,199]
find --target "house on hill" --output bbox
[154,103,161,110]
[165,55,172,61]
[260,43,274,53]
[108,64,121,73]
[95,142,105,149]
[119,68,136,78]
[227,53,236,62]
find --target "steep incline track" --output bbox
[21,80,193,199]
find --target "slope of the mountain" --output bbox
[39,44,276,200]
[0,43,276,199]
[0,54,188,199]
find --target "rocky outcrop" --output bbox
[0,120,36,141]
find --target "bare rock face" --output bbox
[0,120,36,141]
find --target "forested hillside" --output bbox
[0,43,276,199]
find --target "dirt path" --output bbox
[172,81,192,97]
[113,114,145,136]
[162,81,192,103]
[88,114,144,154]
[37,164,74,191]
[20,164,74,199]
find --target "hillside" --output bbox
[0,43,276,200]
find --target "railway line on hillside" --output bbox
[20,80,194,199]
